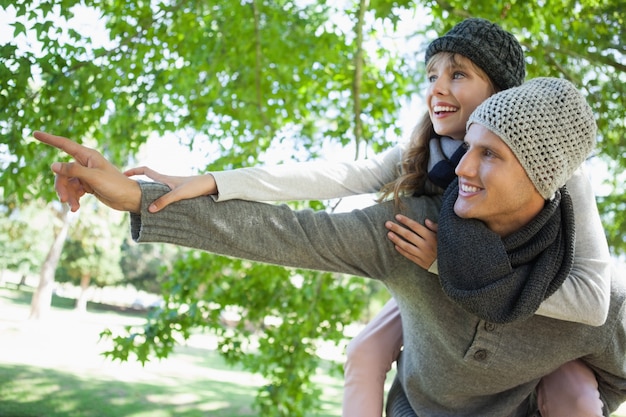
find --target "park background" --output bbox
[1,0,624,416]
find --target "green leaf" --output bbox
[12,21,27,37]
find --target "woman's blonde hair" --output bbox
[378,52,497,206]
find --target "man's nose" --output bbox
[455,151,476,177]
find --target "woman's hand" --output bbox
[124,167,217,213]
[385,215,438,270]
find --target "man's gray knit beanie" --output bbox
[425,18,525,90]
[467,77,597,199]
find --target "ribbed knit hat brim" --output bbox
[467,77,597,199]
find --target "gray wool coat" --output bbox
[131,182,626,417]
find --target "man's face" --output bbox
[453,124,545,237]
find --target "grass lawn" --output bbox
[0,286,343,417]
[1,285,625,417]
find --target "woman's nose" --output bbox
[431,77,449,95]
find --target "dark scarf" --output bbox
[437,178,576,323]
[427,136,466,189]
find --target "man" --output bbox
[34,77,626,416]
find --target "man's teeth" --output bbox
[434,106,457,113]
[461,184,480,193]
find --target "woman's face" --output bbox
[426,54,496,140]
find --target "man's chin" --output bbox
[453,202,472,219]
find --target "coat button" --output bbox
[474,349,488,361]
[484,322,497,332]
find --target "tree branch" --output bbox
[251,0,273,133]
[352,0,368,160]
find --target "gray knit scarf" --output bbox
[437,178,576,323]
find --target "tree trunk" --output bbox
[29,205,72,320]
[75,273,91,313]
[18,274,27,288]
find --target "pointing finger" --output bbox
[34,131,94,165]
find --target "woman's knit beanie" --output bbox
[467,77,597,199]
[425,18,526,90]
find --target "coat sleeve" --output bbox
[210,145,403,202]
[535,166,611,326]
[131,181,441,281]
